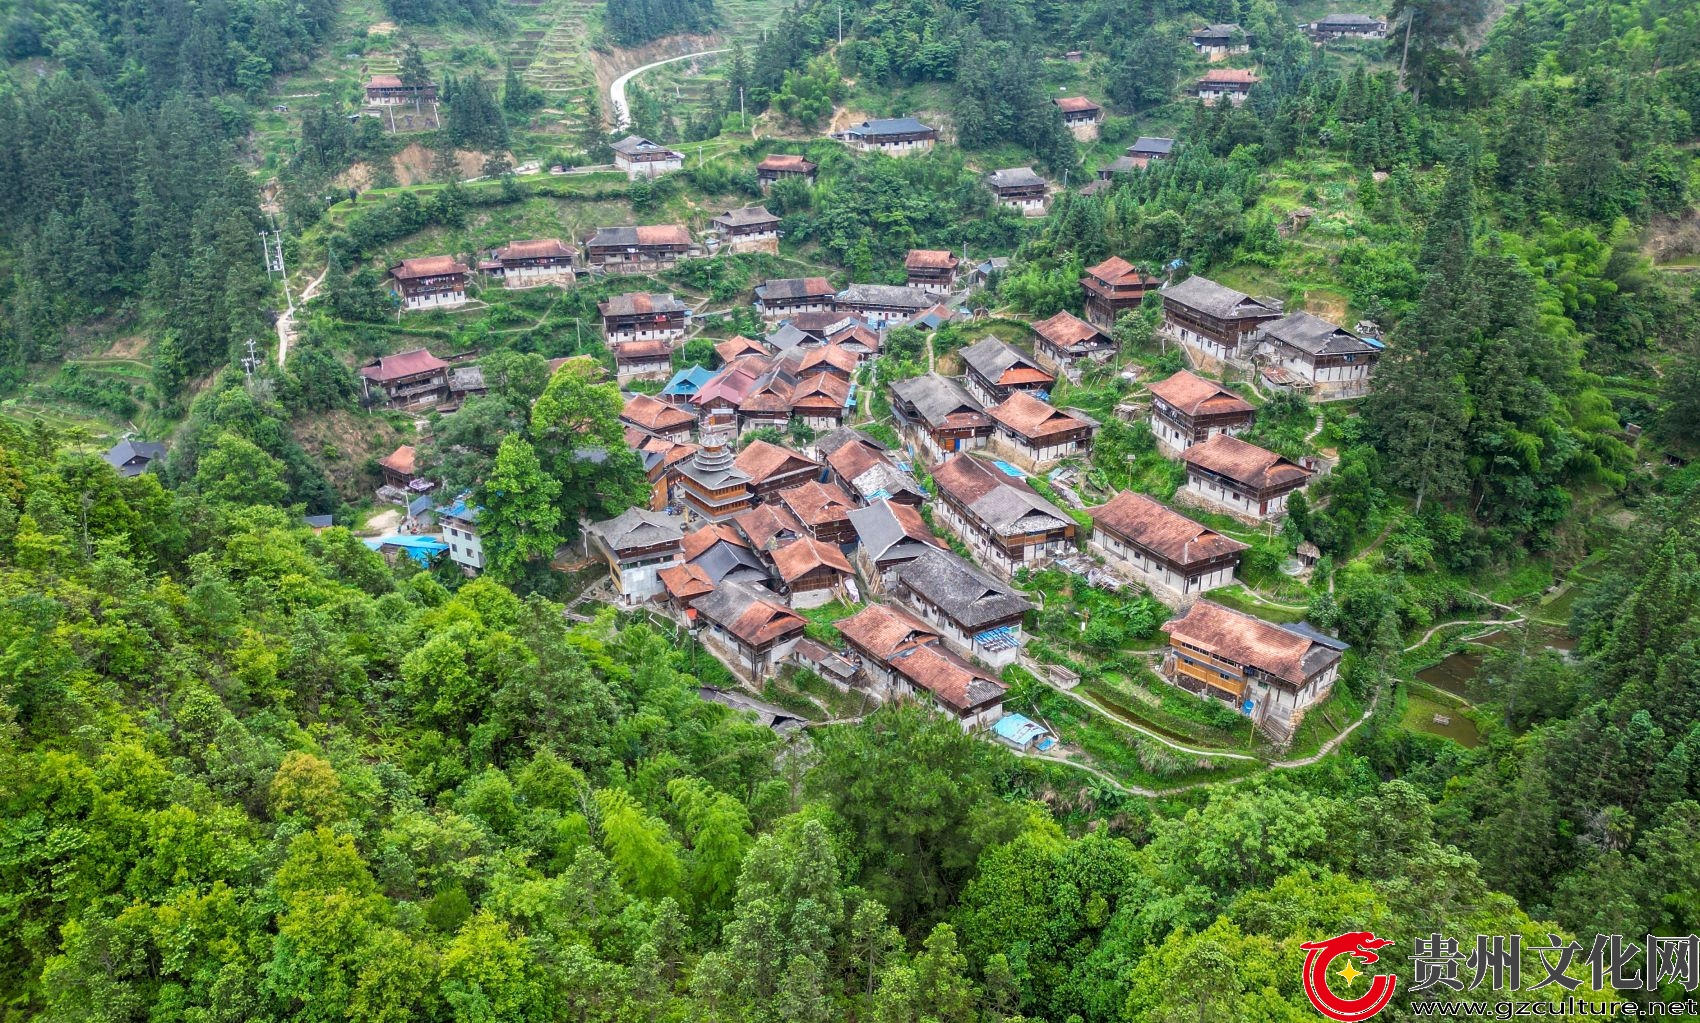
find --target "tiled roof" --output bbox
[888,643,1006,714]
[734,440,821,486]
[734,502,806,549]
[611,135,682,157]
[1085,255,1160,286]
[1033,311,1109,351]
[599,292,687,316]
[906,249,959,271]
[1262,311,1377,357]
[361,348,448,382]
[1181,433,1312,490]
[960,336,1053,388]
[1053,96,1101,113]
[366,74,404,88]
[778,480,856,528]
[622,393,695,433]
[692,580,805,646]
[611,339,673,361]
[770,536,853,582]
[716,336,770,363]
[931,454,1074,535]
[836,602,941,660]
[844,116,934,136]
[683,522,750,561]
[789,371,852,410]
[379,444,418,475]
[1147,370,1256,418]
[896,548,1032,630]
[588,225,693,248]
[755,277,834,301]
[588,507,685,551]
[788,344,859,379]
[390,256,467,279]
[758,153,817,172]
[1162,599,1343,687]
[496,238,574,260]
[658,562,716,602]
[1127,136,1176,156]
[1088,491,1248,566]
[890,374,986,427]
[713,205,780,228]
[988,391,1096,441]
[1199,68,1259,84]
[986,167,1046,189]
[847,500,942,562]
[837,284,935,309]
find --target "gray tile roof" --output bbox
[1161,275,1280,320]
[844,117,934,137]
[890,374,983,425]
[848,500,938,563]
[755,277,835,302]
[612,135,681,157]
[986,167,1046,188]
[815,426,889,458]
[896,549,1033,630]
[1262,311,1377,357]
[589,507,685,551]
[1128,136,1176,156]
[960,336,1040,380]
[837,284,936,310]
[103,439,166,476]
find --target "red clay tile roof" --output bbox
[1181,433,1312,490]
[797,345,859,376]
[825,437,889,481]
[622,393,695,432]
[988,391,1094,441]
[390,256,468,279]
[692,363,770,407]
[694,581,806,646]
[1200,68,1259,84]
[1162,599,1337,686]
[770,536,853,582]
[683,522,749,561]
[1147,371,1256,418]
[612,339,673,361]
[1085,256,1161,288]
[827,322,881,350]
[999,366,1058,387]
[379,444,417,475]
[599,292,686,316]
[366,74,404,88]
[836,602,941,659]
[734,440,821,486]
[778,480,856,528]
[361,348,449,382]
[790,372,852,410]
[1088,491,1248,566]
[906,249,960,271]
[1053,96,1101,113]
[758,154,818,172]
[716,336,770,363]
[733,503,805,549]
[1033,311,1109,351]
[497,238,575,261]
[889,643,1006,714]
[658,563,716,603]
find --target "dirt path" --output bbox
[277,263,329,367]
[609,48,728,130]
[1402,618,1522,654]
[1048,681,1262,762]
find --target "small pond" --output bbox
[1415,623,1577,700]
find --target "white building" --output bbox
[439,497,484,574]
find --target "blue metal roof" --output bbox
[438,495,481,523]
[991,459,1028,479]
[363,535,450,564]
[993,713,1053,749]
[407,495,435,516]
[663,365,715,395]
[975,625,1022,652]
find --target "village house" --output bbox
[849,498,946,586]
[611,134,685,179]
[825,319,882,362]
[1194,67,1259,106]
[894,548,1033,668]
[691,580,806,681]
[1125,137,1177,168]
[1147,369,1258,456]
[584,225,694,274]
[439,496,484,574]
[716,335,770,364]
[1307,13,1388,39]
[377,444,422,490]
[657,562,717,613]
[769,536,855,609]
[905,249,961,295]
[733,364,802,435]
[1161,599,1346,743]
[611,340,673,384]
[960,336,1056,407]
[834,116,938,155]
[484,239,576,288]
[735,440,822,503]
[1088,491,1248,605]
[387,256,469,311]
[682,520,768,587]
[103,439,166,478]
[836,602,944,697]
[787,372,855,432]
[756,153,818,190]
[986,392,1100,471]
[1254,311,1383,398]
[1191,23,1251,57]
[890,374,994,463]
[636,435,698,510]
[1052,96,1103,141]
[692,361,769,422]
[733,502,806,554]
[818,428,928,507]
[661,365,716,406]
[588,507,686,605]
[1032,310,1117,380]
[1181,433,1313,521]
[711,206,782,255]
[364,74,436,106]
[360,348,451,409]
[836,283,936,328]
[777,480,859,545]
[621,393,695,442]
[599,292,688,346]
[1081,256,1162,328]
[931,454,1079,577]
[889,642,1008,730]
[677,416,757,523]
[754,277,836,321]
[985,167,1049,216]
[786,343,859,382]
[1159,276,1283,361]
[763,323,817,357]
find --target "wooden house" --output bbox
[621,393,696,442]
[599,292,688,345]
[712,206,781,255]
[1254,311,1382,399]
[611,134,684,179]
[1032,310,1116,379]
[360,348,451,409]
[691,580,806,681]
[611,340,673,384]
[1161,600,1346,743]
[677,418,756,523]
[834,117,937,155]
[1307,13,1387,39]
[364,74,436,106]
[931,454,1078,578]
[485,239,576,288]
[587,507,685,605]
[848,499,945,585]
[836,602,944,696]
[735,440,822,502]
[905,249,961,295]
[1087,491,1248,605]
[889,374,993,464]
[836,283,936,328]
[1147,370,1257,456]
[757,153,817,189]
[825,319,882,362]
[777,480,859,545]
[378,444,421,489]
[716,335,770,364]
[754,277,836,321]
[769,536,854,608]
[1052,96,1104,141]
[1081,257,1161,328]
[788,372,854,431]
[1125,137,1177,168]
[388,256,469,311]
[1159,276,1282,361]
[1181,433,1312,521]
[818,428,927,507]
[986,392,1100,471]
[985,167,1049,215]
[1191,23,1251,57]
[959,336,1055,406]
[584,225,693,274]
[1194,67,1259,106]
[894,548,1033,668]
[102,439,165,478]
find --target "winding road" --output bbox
[276,263,329,367]
[608,48,728,131]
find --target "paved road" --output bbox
[608,49,728,130]
[276,264,328,367]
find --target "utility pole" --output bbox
[838,4,843,44]
[242,337,261,380]
[739,87,745,129]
